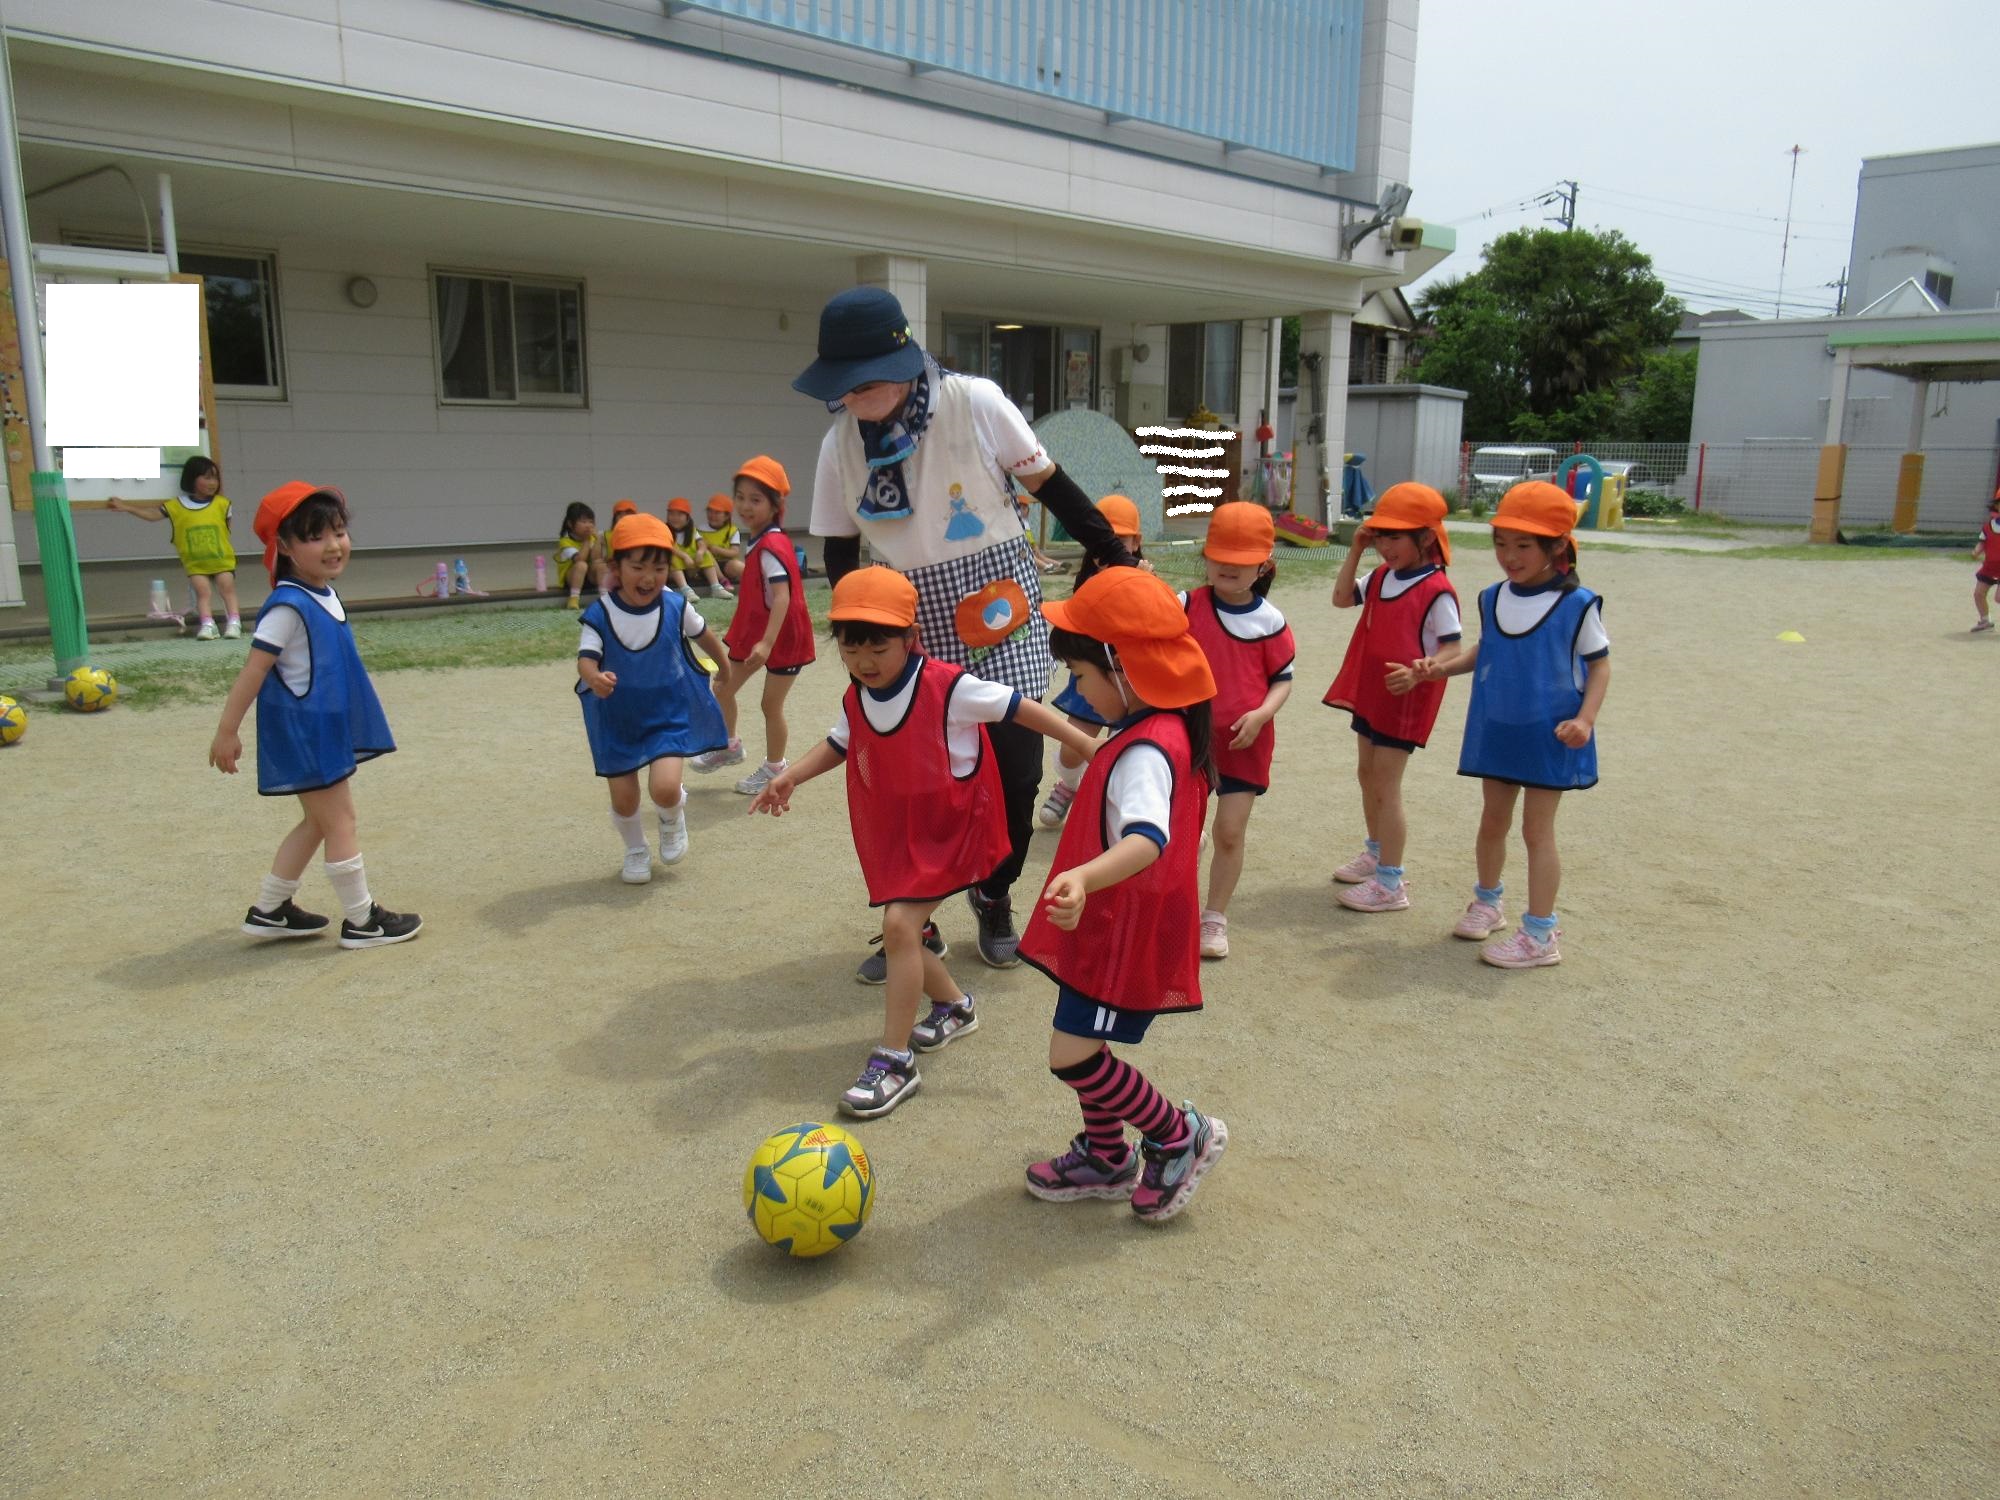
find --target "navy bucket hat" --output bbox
[792,287,927,403]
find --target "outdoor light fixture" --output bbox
[344,276,378,308]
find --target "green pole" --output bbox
[32,469,88,677]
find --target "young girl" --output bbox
[208,482,421,948]
[556,502,607,610]
[1017,567,1228,1223]
[666,497,730,598]
[695,456,815,796]
[1039,493,1147,829]
[1180,503,1295,961]
[1406,481,1610,969]
[698,494,744,588]
[577,513,731,884]
[1324,482,1462,914]
[749,567,1097,1119]
[107,456,241,640]
[1971,489,2000,632]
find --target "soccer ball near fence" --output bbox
[0,695,25,744]
[743,1121,875,1258]
[63,667,118,713]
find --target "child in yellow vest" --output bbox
[107,456,241,639]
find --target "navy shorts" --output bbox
[1978,572,2000,586]
[1350,713,1420,753]
[733,660,805,677]
[1215,773,1265,797]
[1052,985,1156,1044]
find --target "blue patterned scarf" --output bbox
[855,354,940,522]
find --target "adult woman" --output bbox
[799,287,1131,973]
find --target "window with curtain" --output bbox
[64,239,286,399]
[433,272,585,405]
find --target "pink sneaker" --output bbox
[1452,898,1506,940]
[1330,848,1377,884]
[1480,926,1562,969]
[1336,876,1408,912]
[1199,912,1229,959]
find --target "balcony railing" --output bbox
[667,0,1364,171]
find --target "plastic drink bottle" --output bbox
[453,558,471,595]
[435,562,450,600]
[535,555,548,592]
[149,579,171,615]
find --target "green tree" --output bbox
[1408,227,1682,437]
[1616,347,1699,442]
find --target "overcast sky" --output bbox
[1405,0,1995,319]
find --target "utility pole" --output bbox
[1776,145,1803,318]
[1538,180,1578,231]
[1828,266,1848,316]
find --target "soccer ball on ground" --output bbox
[743,1121,875,1258]
[63,666,118,712]
[0,695,25,744]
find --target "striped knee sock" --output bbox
[1052,1047,1186,1154]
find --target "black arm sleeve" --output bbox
[1029,463,1134,573]
[821,534,862,586]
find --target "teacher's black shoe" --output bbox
[967,888,1021,968]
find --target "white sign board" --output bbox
[44,282,200,449]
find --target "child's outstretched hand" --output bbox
[1384,659,1428,696]
[747,772,796,817]
[1554,716,1594,748]
[209,731,241,774]
[1042,869,1087,931]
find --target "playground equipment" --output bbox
[1554,454,1626,531]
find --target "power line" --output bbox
[1584,181,1848,230]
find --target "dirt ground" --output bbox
[4,545,1996,1499]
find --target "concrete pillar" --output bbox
[1890,378,1928,534]
[1812,348,1853,544]
[1293,309,1353,525]
[854,254,926,343]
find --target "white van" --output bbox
[1468,445,1558,500]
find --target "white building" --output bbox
[2,0,1451,615]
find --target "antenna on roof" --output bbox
[1776,145,1804,318]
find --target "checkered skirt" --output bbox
[906,535,1052,699]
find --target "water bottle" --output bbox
[434,562,450,600]
[148,579,171,616]
[453,557,471,595]
[534,554,548,592]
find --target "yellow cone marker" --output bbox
[1776,630,1806,643]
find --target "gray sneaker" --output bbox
[689,741,744,773]
[908,995,977,1053]
[839,1048,921,1119]
[854,922,948,985]
[734,760,783,796]
[966,887,1021,968]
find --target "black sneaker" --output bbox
[241,899,330,939]
[854,922,948,985]
[338,903,424,950]
[966,888,1020,968]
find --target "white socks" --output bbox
[652,787,687,825]
[1055,755,1086,790]
[254,872,301,914]
[323,854,374,926]
[611,808,647,853]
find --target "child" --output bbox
[1185,502,1296,960]
[697,494,744,588]
[556,502,607,609]
[748,567,1098,1119]
[1972,489,2000,632]
[666,497,730,598]
[107,456,241,640]
[1039,494,1147,829]
[577,513,732,884]
[693,456,814,795]
[1017,567,1228,1223]
[208,482,421,948]
[1406,481,1610,969]
[1324,482,1462,914]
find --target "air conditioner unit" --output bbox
[1390,217,1425,252]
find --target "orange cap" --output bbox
[734,455,791,498]
[611,498,639,517]
[1202,501,1275,565]
[609,513,675,555]
[667,497,693,515]
[1369,482,1452,565]
[1096,494,1142,540]
[254,481,346,585]
[829,565,919,629]
[1039,567,1216,709]
[706,493,734,515]
[1493,481,1581,558]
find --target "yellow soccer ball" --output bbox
[0,695,25,744]
[743,1121,875,1258]
[63,666,118,713]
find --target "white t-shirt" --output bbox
[1359,566,1464,657]
[809,370,1049,544]
[828,657,1021,776]
[1105,738,1174,849]
[1490,581,1610,691]
[1177,590,1297,680]
[578,591,706,659]
[252,582,346,694]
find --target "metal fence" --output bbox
[1458,440,2000,531]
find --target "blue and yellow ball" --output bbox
[743,1121,875,1258]
[0,695,25,744]
[63,666,118,713]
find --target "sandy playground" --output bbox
[2,543,1996,1499]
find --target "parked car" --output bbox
[1523,458,1657,489]
[1467,445,1559,500]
